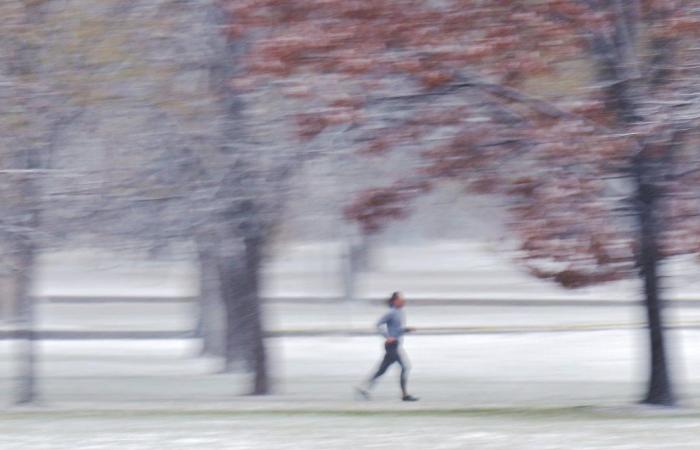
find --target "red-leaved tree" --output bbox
[225,0,700,406]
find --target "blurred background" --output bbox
[3,0,700,448]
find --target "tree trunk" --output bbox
[196,244,226,357]
[636,162,675,406]
[342,242,357,304]
[215,237,269,394]
[242,235,268,395]
[217,253,246,372]
[13,241,36,405]
[598,16,676,403]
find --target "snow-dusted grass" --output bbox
[2,330,700,448]
[2,409,700,449]
[1,330,699,406]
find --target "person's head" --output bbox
[388,291,405,309]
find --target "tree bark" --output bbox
[635,159,675,406]
[13,241,36,405]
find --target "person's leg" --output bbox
[368,343,398,387]
[397,347,418,401]
[396,350,409,396]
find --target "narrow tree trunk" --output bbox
[600,18,676,402]
[636,164,675,406]
[242,235,268,395]
[14,241,36,405]
[196,245,226,357]
[342,242,357,304]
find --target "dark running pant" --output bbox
[369,341,409,394]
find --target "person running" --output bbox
[356,292,419,401]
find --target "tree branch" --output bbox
[372,76,617,135]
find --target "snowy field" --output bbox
[3,409,700,450]
[3,330,700,448]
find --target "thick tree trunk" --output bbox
[636,163,675,406]
[216,237,269,394]
[196,245,226,357]
[13,241,36,405]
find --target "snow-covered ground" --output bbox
[2,331,700,448]
[6,243,700,449]
[3,409,700,450]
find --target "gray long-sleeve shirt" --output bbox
[376,307,406,340]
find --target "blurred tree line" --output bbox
[1,0,303,402]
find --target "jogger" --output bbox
[357,292,418,401]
